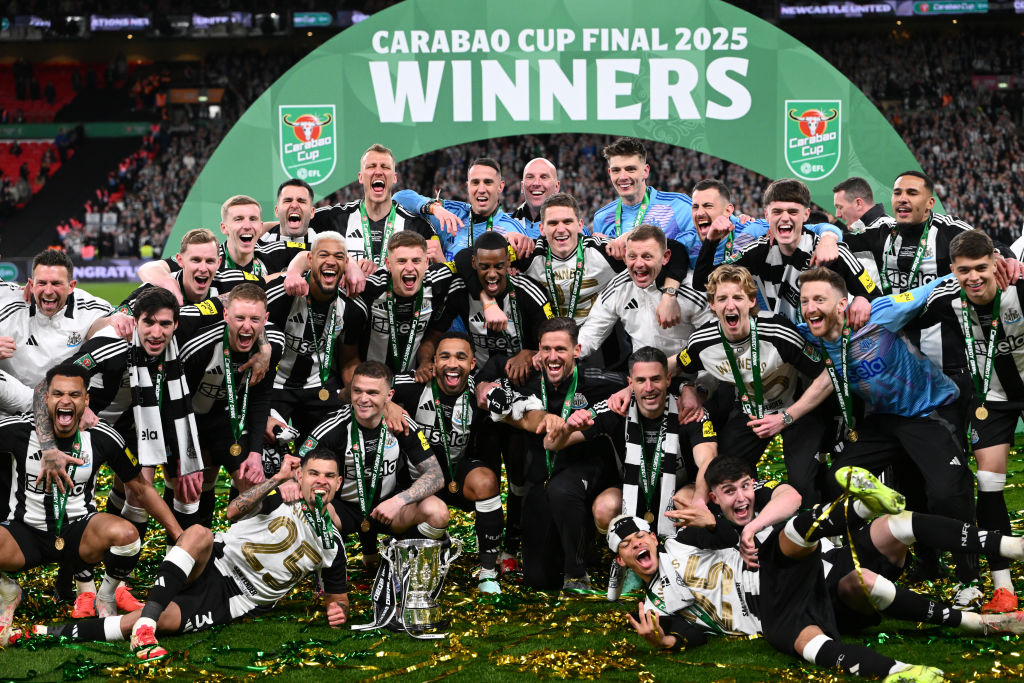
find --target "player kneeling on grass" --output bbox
[34,448,348,661]
[612,461,1024,683]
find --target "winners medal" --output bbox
[819,320,858,444]
[223,326,252,459]
[644,511,655,524]
[361,518,371,533]
[351,419,388,538]
[847,429,859,443]
[431,379,471,497]
[959,288,1000,426]
[52,432,82,551]
[448,481,459,494]
[319,388,330,401]
[307,286,339,403]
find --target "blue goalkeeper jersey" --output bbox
[393,189,526,260]
[592,187,699,260]
[797,276,957,418]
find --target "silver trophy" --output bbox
[352,536,462,639]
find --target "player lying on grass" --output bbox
[32,448,348,661]
[611,461,1024,683]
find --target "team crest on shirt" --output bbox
[856,337,878,355]
[385,431,398,449]
[66,331,82,347]
[1003,308,1022,325]
[571,392,588,409]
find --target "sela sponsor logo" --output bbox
[848,356,887,381]
[784,100,841,181]
[993,333,1024,355]
[278,105,337,185]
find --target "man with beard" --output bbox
[340,232,459,383]
[0,362,182,642]
[674,265,834,506]
[0,250,112,413]
[796,266,980,605]
[478,317,624,590]
[391,332,504,593]
[611,463,1024,682]
[32,288,203,615]
[394,157,534,262]
[265,231,361,441]
[299,361,449,583]
[176,284,285,529]
[692,178,876,328]
[260,178,318,244]
[35,449,348,662]
[578,225,709,361]
[137,195,307,293]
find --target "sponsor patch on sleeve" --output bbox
[286,241,306,249]
[542,302,554,319]
[702,420,716,438]
[678,349,691,367]
[802,343,821,362]
[196,300,218,315]
[124,447,138,466]
[891,291,914,303]
[298,436,318,457]
[417,430,431,451]
[243,271,260,281]
[857,270,876,293]
[74,354,95,370]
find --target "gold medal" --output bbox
[644,511,655,524]
[847,429,859,443]
[976,405,989,421]
[230,443,242,456]
[319,388,330,401]
[448,481,459,494]
[54,536,65,551]
[360,518,371,533]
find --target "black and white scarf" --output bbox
[130,331,203,474]
[622,394,680,537]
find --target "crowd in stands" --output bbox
[3,24,1020,257]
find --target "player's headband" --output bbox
[607,514,650,553]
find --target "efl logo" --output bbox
[278,104,337,185]
[784,100,841,181]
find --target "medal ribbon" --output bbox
[614,188,651,237]
[386,278,424,373]
[719,317,764,419]
[306,283,339,390]
[431,380,470,483]
[501,279,525,354]
[51,431,82,538]
[819,318,855,433]
[959,288,1001,409]
[539,365,579,480]
[468,213,495,247]
[635,400,667,515]
[544,239,585,318]
[222,245,263,278]
[222,326,252,447]
[724,229,736,261]
[350,420,388,522]
[359,200,397,265]
[879,214,932,295]
[300,495,335,550]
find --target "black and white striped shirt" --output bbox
[164,242,307,280]
[678,312,826,413]
[264,282,359,391]
[0,416,137,532]
[391,372,480,470]
[116,270,251,314]
[309,199,435,264]
[344,265,458,371]
[693,231,878,325]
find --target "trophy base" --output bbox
[400,606,449,633]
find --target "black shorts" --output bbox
[334,498,395,536]
[822,522,904,633]
[195,414,252,474]
[758,526,840,656]
[271,387,343,442]
[437,457,500,512]
[171,541,267,633]
[2,514,95,573]
[971,400,1024,451]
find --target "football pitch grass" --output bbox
[4,281,1024,681]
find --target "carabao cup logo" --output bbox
[278,104,337,185]
[784,100,841,181]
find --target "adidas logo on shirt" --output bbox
[25,336,37,346]
[289,313,304,324]
[624,299,639,310]
[418,400,436,413]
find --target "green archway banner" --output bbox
[165,0,927,256]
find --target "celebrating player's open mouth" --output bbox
[236,229,257,250]
[397,270,419,295]
[722,310,742,332]
[37,292,61,315]
[318,263,339,291]
[142,331,170,356]
[439,365,466,392]
[483,272,502,296]
[629,262,653,289]
[369,177,388,200]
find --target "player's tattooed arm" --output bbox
[397,455,444,504]
[226,456,297,522]
[32,378,84,492]
[32,379,55,451]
